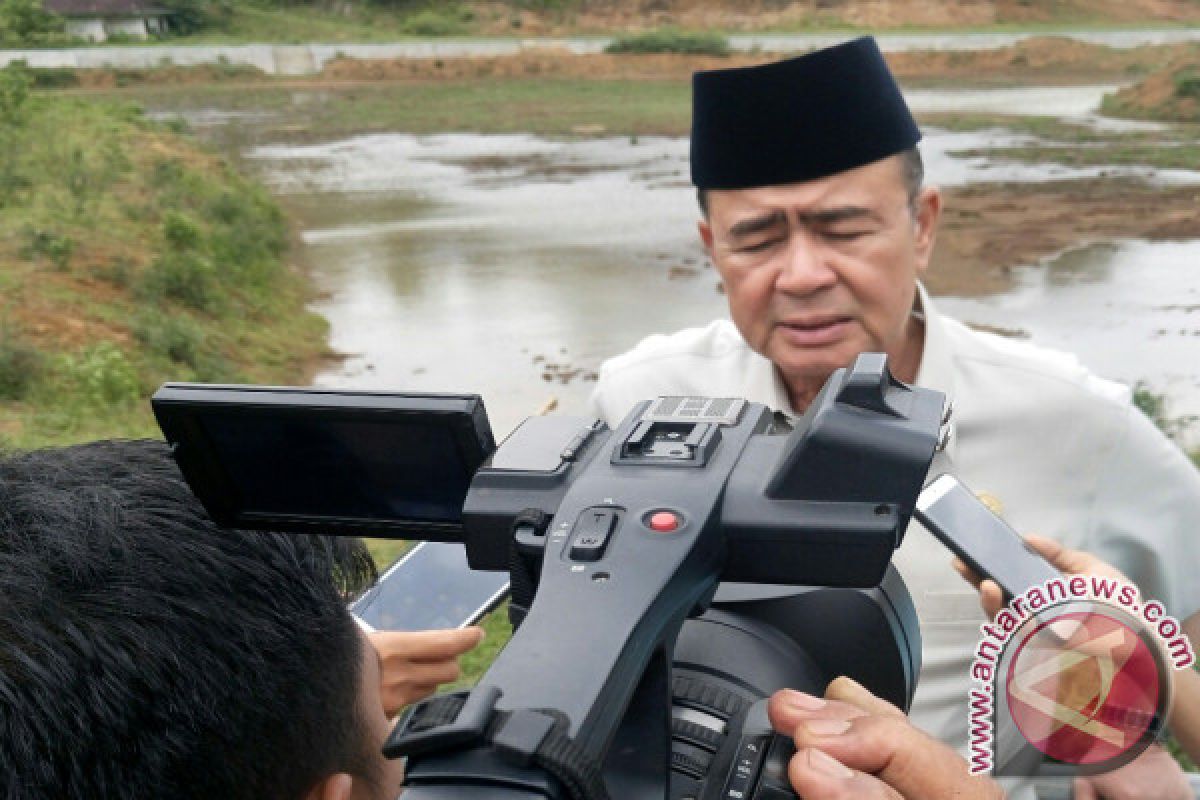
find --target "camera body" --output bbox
[153,353,948,800]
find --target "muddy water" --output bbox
[938,241,1200,433]
[254,135,719,436]
[233,85,1200,439]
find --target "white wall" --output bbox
[105,18,151,39]
[64,18,107,42]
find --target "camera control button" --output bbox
[648,511,681,533]
[568,508,617,562]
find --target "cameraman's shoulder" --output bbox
[590,320,751,425]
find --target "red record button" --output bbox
[648,511,681,533]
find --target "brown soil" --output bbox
[1105,58,1200,121]
[318,39,1200,85]
[72,64,266,90]
[929,181,1200,296]
[468,0,1200,35]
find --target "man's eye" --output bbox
[736,238,782,253]
[823,229,869,242]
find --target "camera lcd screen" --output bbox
[153,385,494,539]
[198,412,470,524]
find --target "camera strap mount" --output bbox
[388,686,611,800]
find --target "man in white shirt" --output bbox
[590,36,1200,798]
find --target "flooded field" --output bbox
[171,82,1200,439]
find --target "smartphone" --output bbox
[914,474,1060,602]
[351,541,509,632]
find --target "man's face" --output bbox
[354,632,407,800]
[698,155,940,399]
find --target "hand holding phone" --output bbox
[915,474,1061,603]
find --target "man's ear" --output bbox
[305,773,354,800]
[912,186,942,275]
[698,218,715,257]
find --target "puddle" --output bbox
[937,240,1200,443]
[233,98,1200,439]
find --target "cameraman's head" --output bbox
[0,439,403,800]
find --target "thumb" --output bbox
[1073,776,1100,800]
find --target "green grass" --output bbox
[605,28,731,57]
[0,64,329,449]
[919,111,1115,140]
[947,138,1200,171]
[117,77,695,139]
[180,4,416,44]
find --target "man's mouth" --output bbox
[777,317,854,346]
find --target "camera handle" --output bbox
[388,685,609,800]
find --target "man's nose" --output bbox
[774,230,837,295]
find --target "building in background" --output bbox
[42,0,171,41]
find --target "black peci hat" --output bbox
[690,36,921,190]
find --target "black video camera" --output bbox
[152,353,948,800]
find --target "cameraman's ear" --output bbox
[305,773,353,800]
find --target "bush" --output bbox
[0,0,67,45]
[134,309,204,367]
[25,66,79,90]
[162,210,203,251]
[1133,381,1196,442]
[0,320,44,401]
[402,8,466,36]
[57,342,140,408]
[138,251,219,311]
[605,28,730,57]
[1173,67,1200,101]
[19,227,75,270]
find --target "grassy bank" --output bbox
[132,77,693,140]
[0,63,329,449]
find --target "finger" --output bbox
[387,659,463,688]
[1023,535,1131,584]
[372,626,485,662]
[952,557,984,589]
[787,747,903,800]
[979,579,1005,619]
[824,676,906,720]
[1072,776,1099,800]
[793,714,1003,800]
[768,689,831,733]
[768,687,873,737]
[1022,534,1088,575]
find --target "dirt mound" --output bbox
[889,37,1184,81]
[320,50,765,82]
[73,63,265,90]
[319,38,1200,86]
[1105,57,1200,121]
[465,0,1200,34]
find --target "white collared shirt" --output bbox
[589,283,1200,763]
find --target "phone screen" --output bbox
[351,542,509,631]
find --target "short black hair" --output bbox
[696,146,925,217]
[0,439,380,800]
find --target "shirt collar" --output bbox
[913,281,958,461]
[913,281,955,400]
